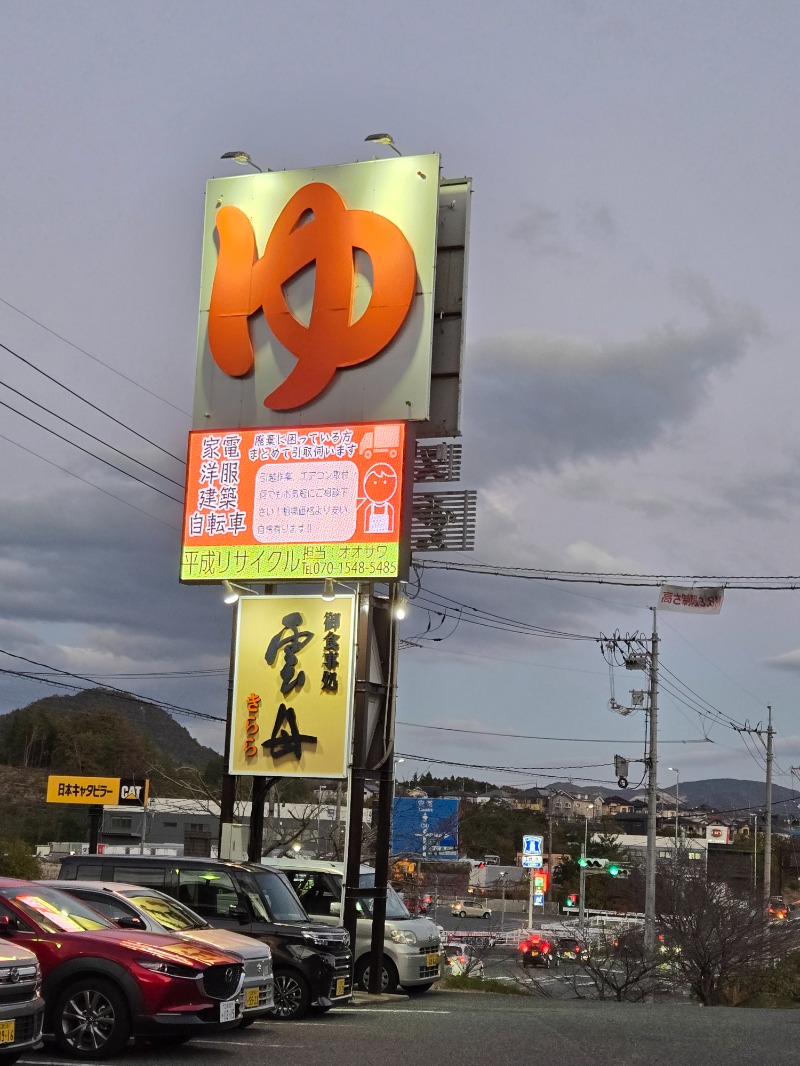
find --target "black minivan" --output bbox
[58,854,352,1020]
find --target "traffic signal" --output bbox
[565,893,578,907]
[578,858,624,875]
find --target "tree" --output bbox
[0,838,40,880]
[657,870,800,1005]
[570,927,671,1002]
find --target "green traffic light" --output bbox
[577,857,588,867]
[608,864,620,876]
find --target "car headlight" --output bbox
[137,959,199,979]
[389,929,418,945]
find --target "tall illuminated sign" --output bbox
[230,594,357,779]
[193,155,440,430]
[180,420,412,582]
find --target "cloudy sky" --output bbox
[2,1,799,801]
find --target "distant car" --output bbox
[0,878,244,1059]
[518,934,555,968]
[442,943,484,978]
[554,936,584,961]
[46,881,273,1024]
[768,898,788,923]
[452,900,492,920]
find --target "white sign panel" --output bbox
[194,154,441,431]
[522,834,544,868]
[658,585,724,615]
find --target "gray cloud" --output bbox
[510,200,617,258]
[462,296,763,485]
[765,648,800,673]
[509,204,570,257]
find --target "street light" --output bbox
[668,767,680,853]
[364,132,402,155]
[220,150,269,172]
[499,871,508,931]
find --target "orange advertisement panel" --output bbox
[230,594,356,778]
[180,421,410,582]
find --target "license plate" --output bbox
[0,1021,15,1045]
[219,1000,237,1023]
[426,952,439,967]
[335,978,345,997]
[245,988,260,1008]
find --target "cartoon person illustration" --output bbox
[362,462,398,534]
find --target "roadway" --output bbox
[20,987,800,1066]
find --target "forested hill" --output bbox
[0,688,220,778]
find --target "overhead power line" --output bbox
[0,376,184,489]
[0,395,182,503]
[0,430,181,531]
[0,299,191,421]
[0,648,224,724]
[397,719,711,744]
[417,559,800,590]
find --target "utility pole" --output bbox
[546,804,554,903]
[644,609,659,957]
[599,619,658,954]
[764,704,774,902]
[734,707,775,903]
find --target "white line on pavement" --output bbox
[339,1008,452,1014]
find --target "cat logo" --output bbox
[119,778,150,806]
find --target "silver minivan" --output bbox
[266,859,441,994]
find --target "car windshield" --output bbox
[251,869,309,923]
[125,892,207,932]
[355,874,410,920]
[2,887,112,933]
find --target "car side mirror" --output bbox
[228,904,249,923]
[0,916,17,936]
[116,915,147,930]
[329,902,341,918]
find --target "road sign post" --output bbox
[522,835,544,926]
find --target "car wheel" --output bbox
[459,911,466,918]
[272,969,311,1021]
[53,977,131,1060]
[355,955,399,994]
[483,913,491,920]
[403,982,434,994]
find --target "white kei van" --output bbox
[265,858,441,994]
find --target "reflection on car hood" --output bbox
[178,928,271,963]
[89,929,241,967]
[0,944,38,965]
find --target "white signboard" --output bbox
[658,585,724,615]
[522,834,544,868]
[194,155,441,431]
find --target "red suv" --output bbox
[0,879,244,1060]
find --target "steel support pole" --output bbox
[578,813,589,934]
[218,606,238,855]
[644,609,659,957]
[763,704,774,903]
[368,583,401,994]
[343,587,372,958]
